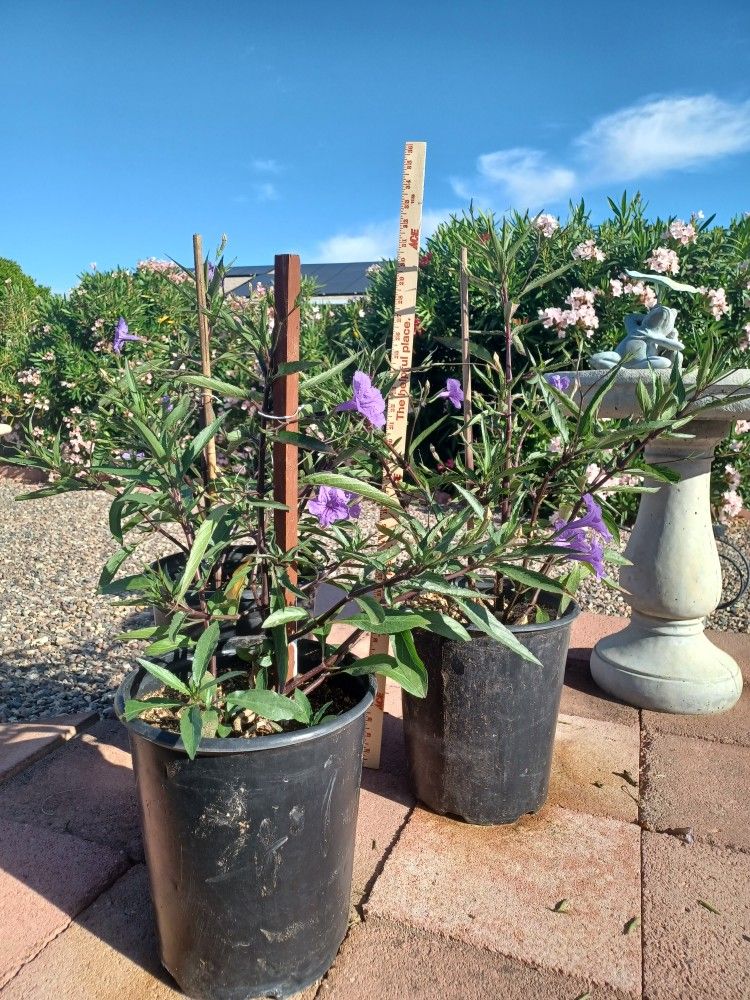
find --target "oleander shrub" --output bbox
[359,195,750,522]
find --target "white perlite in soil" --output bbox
[0,480,747,722]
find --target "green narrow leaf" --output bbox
[98,545,135,591]
[184,413,228,469]
[271,430,334,453]
[136,658,191,697]
[123,697,183,722]
[226,688,308,723]
[459,600,541,664]
[300,355,354,391]
[342,652,428,698]
[292,688,314,723]
[262,606,309,628]
[130,416,167,460]
[452,484,485,519]
[178,374,252,398]
[343,611,430,635]
[416,609,471,642]
[191,622,221,687]
[180,706,203,759]
[495,563,567,595]
[175,518,217,600]
[302,473,401,512]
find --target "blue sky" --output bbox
[2,0,750,291]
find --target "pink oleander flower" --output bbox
[585,463,601,484]
[725,464,741,489]
[548,436,564,455]
[572,240,605,262]
[719,489,743,523]
[646,246,680,275]
[663,219,697,245]
[534,213,559,238]
[609,278,623,297]
[622,278,657,309]
[705,287,729,320]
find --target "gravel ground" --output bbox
[1,478,748,723]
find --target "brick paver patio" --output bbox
[1,613,748,999]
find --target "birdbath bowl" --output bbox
[565,368,750,715]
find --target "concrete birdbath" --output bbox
[570,366,750,714]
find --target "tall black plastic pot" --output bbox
[115,661,373,1000]
[403,603,579,825]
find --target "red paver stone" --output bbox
[318,917,636,1000]
[642,634,750,746]
[0,864,321,1000]
[366,804,641,994]
[562,613,639,726]
[351,785,412,909]
[641,730,750,851]
[0,720,138,850]
[642,831,750,1000]
[548,713,640,822]
[0,712,98,785]
[0,817,127,989]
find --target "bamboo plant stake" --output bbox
[272,254,301,678]
[460,246,474,470]
[192,235,218,493]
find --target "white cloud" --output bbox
[252,158,281,173]
[316,221,395,262]
[452,94,750,212]
[315,208,454,262]
[577,95,750,181]
[254,182,279,202]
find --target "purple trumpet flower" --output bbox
[120,451,146,461]
[437,378,464,409]
[335,371,386,429]
[307,486,362,527]
[545,374,571,391]
[207,262,216,283]
[161,394,174,413]
[552,494,610,579]
[113,317,144,354]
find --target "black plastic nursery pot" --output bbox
[403,602,579,826]
[115,655,373,1000]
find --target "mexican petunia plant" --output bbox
[7,247,576,756]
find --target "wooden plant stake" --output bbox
[460,246,474,470]
[363,141,426,769]
[192,235,218,493]
[272,254,301,678]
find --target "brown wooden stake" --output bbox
[272,254,301,678]
[460,246,474,471]
[192,235,218,490]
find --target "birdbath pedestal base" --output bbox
[569,370,749,715]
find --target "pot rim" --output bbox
[114,667,374,757]
[451,598,580,638]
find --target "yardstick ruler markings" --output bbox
[363,140,426,770]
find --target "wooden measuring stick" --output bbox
[460,247,474,470]
[192,235,218,489]
[272,254,301,678]
[363,141,426,770]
